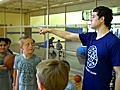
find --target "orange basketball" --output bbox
[74,74,82,83]
[4,54,16,70]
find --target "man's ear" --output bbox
[100,16,105,23]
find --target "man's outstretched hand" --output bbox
[38,27,51,35]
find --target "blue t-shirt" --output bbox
[79,32,120,90]
[65,80,78,90]
[56,42,62,50]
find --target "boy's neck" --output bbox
[23,53,33,59]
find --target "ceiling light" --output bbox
[51,4,59,7]
[63,2,74,5]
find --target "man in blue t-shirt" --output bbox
[39,6,120,90]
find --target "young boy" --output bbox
[0,38,12,90]
[5,38,13,54]
[13,36,42,90]
[62,60,78,90]
[5,37,14,87]
[36,59,69,90]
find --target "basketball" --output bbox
[74,74,82,83]
[4,54,16,70]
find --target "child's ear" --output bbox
[39,82,45,90]
[20,45,23,50]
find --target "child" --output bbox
[5,38,13,54]
[13,36,42,90]
[56,40,62,50]
[5,38,14,86]
[36,59,69,90]
[56,40,63,58]
[62,60,78,90]
[0,38,12,90]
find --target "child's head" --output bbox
[5,38,11,49]
[18,36,35,54]
[62,60,70,72]
[0,38,8,53]
[36,59,69,90]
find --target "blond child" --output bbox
[13,36,42,90]
[36,59,69,90]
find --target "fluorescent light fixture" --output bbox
[51,4,59,7]
[0,0,3,1]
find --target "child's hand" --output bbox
[0,65,6,70]
[0,65,5,67]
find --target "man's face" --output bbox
[90,12,102,29]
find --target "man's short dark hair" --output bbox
[93,6,113,30]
